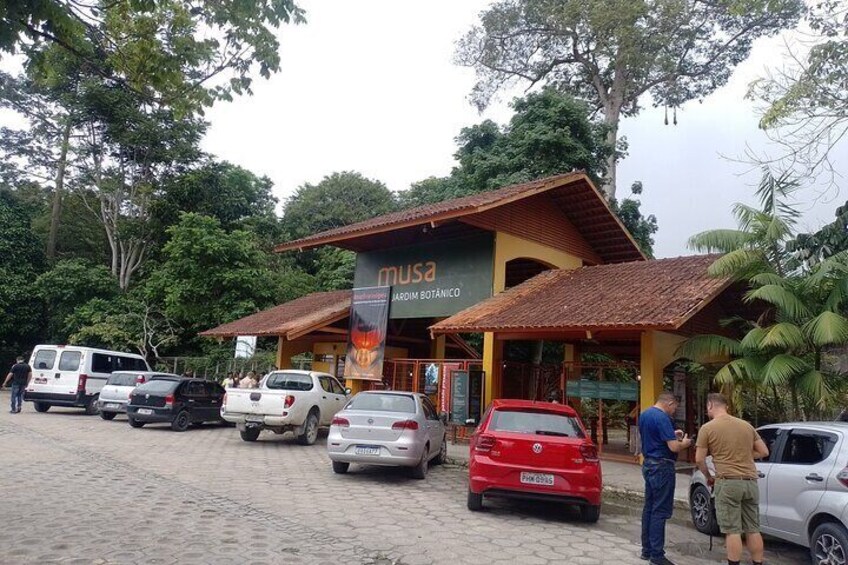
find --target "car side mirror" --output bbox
[344,387,352,395]
[439,412,448,424]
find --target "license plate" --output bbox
[520,472,554,486]
[105,403,120,409]
[355,446,381,456]
[246,416,264,423]
[138,408,153,415]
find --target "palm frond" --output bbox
[824,279,848,312]
[714,358,762,385]
[688,229,751,253]
[745,284,810,320]
[759,322,806,350]
[677,334,743,362]
[760,354,810,387]
[707,249,768,279]
[749,272,786,287]
[740,327,768,350]
[803,311,848,347]
[795,369,831,409]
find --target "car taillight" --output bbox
[165,394,174,407]
[77,374,88,392]
[580,443,599,463]
[838,467,848,488]
[222,393,227,409]
[475,434,496,452]
[391,419,419,431]
[284,395,295,409]
[332,417,350,428]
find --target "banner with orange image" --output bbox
[343,286,390,381]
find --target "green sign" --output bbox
[353,234,494,319]
[566,380,638,401]
[450,371,469,424]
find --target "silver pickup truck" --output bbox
[221,370,350,444]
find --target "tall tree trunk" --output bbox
[47,120,72,260]
[602,104,622,201]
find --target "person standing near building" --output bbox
[639,391,693,565]
[3,356,32,413]
[695,393,770,565]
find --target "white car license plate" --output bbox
[138,408,153,415]
[105,403,120,409]
[246,416,264,423]
[355,446,380,456]
[520,472,554,486]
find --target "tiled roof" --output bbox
[430,255,729,334]
[200,290,352,339]
[274,173,644,263]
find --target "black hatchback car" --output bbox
[126,377,225,431]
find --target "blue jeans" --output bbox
[10,383,24,412]
[641,458,676,560]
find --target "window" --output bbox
[33,350,57,370]
[265,372,313,391]
[756,427,782,463]
[330,378,346,395]
[114,356,148,372]
[347,393,416,414]
[137,380,178,394]
[107,372,141,387]
[92,353,114,374]
[58,351,82,371]
[779,430,837,465]
[319,376,334,393]
[204,382,223,397]
[422,397,438,420]
[184,381,206,397]
[488,409,585,438]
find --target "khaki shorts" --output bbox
[714,479,760,534]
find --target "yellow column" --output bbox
[276,339,304,370]
[482,332,503,405]
[639,330,686,410]
[430,334,446,360]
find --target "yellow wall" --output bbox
[639,330,686,410]
[482,231,583,405]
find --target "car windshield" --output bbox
[135,380,179,394]
[347,393,416,413]
[489,409,585,438]
[107,372,141,386]
[265,372,313,391]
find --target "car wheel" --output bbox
[580,504,601,523]
[171,410,191,432]
[811,522,848,565]
[410,446,429,480]
[434,435,448,465]
[467,489,483,511]
[690,484,720,536]
[84,395,100,415]
[297,411,319,446]
[240,427,261,442]
[128,416,145,428]
[332,461,350,474]
[100,411,117,421]
[33,402,50,413]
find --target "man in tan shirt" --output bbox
[695,393,770,565]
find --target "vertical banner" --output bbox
[343,286,390,381]
[234,336,257,359]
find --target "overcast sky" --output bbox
[3,1,842,258]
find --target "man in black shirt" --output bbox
[3,356,31,413]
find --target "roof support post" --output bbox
[277,338,309,370]
[639,330,686,412]
[482,332,503,406]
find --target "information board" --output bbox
[450,371,469,424]
[566,380,638,401]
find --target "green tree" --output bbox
[34,259,119,341]
[456,0,804,197]
[0,192,46,364]
[282,172,397,239]
[400,90,658,255]
[788,200,848,268]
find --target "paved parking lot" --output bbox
[0,401,809,564]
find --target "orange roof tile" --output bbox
[200,290,351,339]
[274,173,645,264]
[430,255,729,334]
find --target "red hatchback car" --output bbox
[467,399,602,521]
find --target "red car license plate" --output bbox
[520,472,554,486]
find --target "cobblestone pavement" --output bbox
[0,403,809,565]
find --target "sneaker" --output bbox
[650,558,676,565]
[640,552,650,561]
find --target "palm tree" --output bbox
[681,169,848,420]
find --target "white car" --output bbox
[690,422,848,565]
[327,391,447,479]
[221,370,350,444]
[25,345,150,414]
[98,371,179,420]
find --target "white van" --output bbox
[25,345,150,414]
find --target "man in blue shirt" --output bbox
[639,391,692,565]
